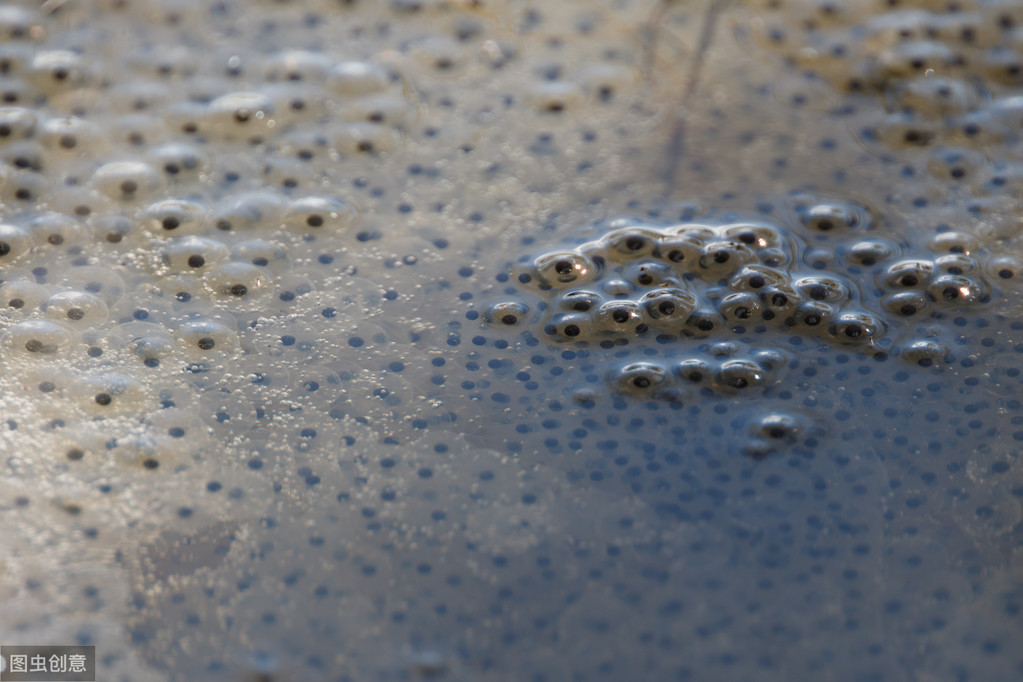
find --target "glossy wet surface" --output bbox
[0,1,1021,680]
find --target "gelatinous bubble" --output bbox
[926,274,986,305]
[882,290,931,318]
[89,215,134,245]
[715,359,766,391]
[928,230,978,256]
[601,278,635,297]
[806,245,837,270]
[148,142,209,180]
[682,307,725,336]
[595,300,647,334]
[724,221,785,248]
[640,288,698,324]
[727,264,788,292]
[146,406,210,452]
[259,155,319,190]
[40,291,109,326]
[111,112,168,149]
[0,106,38,140]
[759,283,800,314]
[675,358,712,384]
[230,240,290,274]
[3,169,48,206]
[161,236,230,272]
[743,412,805,458]
[576,63,636,102]
[876,40,961,80]
[482,301,529,326]
[283,196,357,234]
[926,147,986,182]
[39,116,103,155]
[798,200,873,233]
[933,254,979,276]
[128,332,176,369]
[59,266,126,308]
[844,239,897,267]
[786,300,835,330]
[140,197,211,235]
[880,259,934,289]
[697,240,755,277]
[0,223,35,263]
[0,280,48,315]
[603,227,663,260]
[718,291,763,322]
[888,76,979,117]
[341,94,414,128]
[984,254,1023,284]
[557,289,604,313]
[654,233,703,266]
[175,320,240,356]
[325,61,391,97]
[91,160,166,201]
[5,319,72,357]
[827,310,886,345]
[264,50,334,83]
[26,50,92,93]
[25,212,91,249]
[213,191,288,233]
[612,361,668,394]
[43,184,114,219]
[621,261,678,288]
[751,412,802,442]
[794,275,850,303]
[203,91,278,142]
[899,338,950,367]
[331,122,403,156]
[203,262,273,301]
[708,341,739,358]
[407,35,468,73]
[543,313,592,341]
[528,252,601,289]
[751,348,788,371]
[871,112,940,149]
[1,139,44,171]
[71,373,147,417]
[526,81,583,114]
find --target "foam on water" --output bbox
[0,0,1022,680]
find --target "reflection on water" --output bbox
[0,0,1022,680]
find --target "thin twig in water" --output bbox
[652,0,731,199]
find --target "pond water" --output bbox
[1,1,1022,680]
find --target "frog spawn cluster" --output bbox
[0,190,359,428]
[610,343,790,401]
[0,1,679,678]
[746,0,1023,229]
[2,1,1023,681]
[493,196,1017,397]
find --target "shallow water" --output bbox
[0,0,1022,680]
